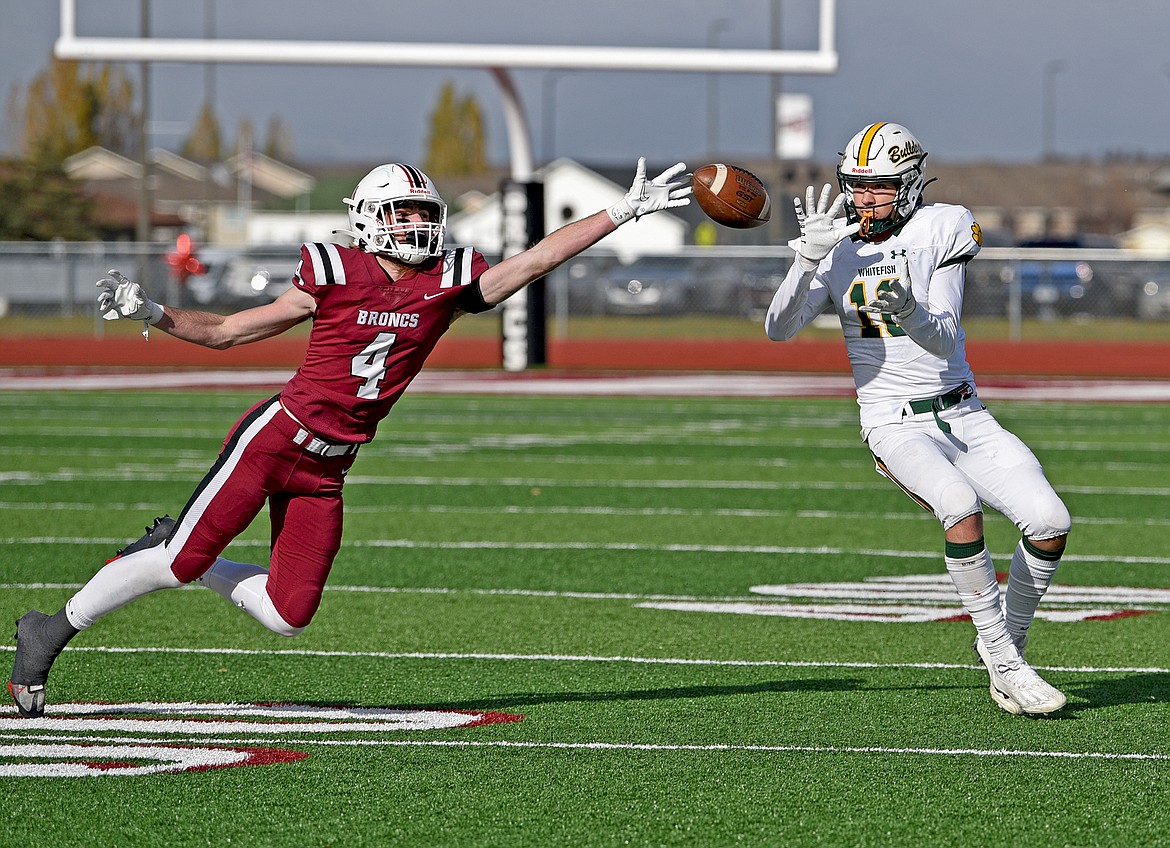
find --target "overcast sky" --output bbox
[4,0,1170,171]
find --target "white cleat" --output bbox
[973,636,1066,715]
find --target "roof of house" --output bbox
[56,146,1170,244]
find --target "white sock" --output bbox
[1003,539,1062,647]
[66,544,183,630]
[945,542,1017,659]
[197,557,303,637]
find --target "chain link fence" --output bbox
[552,246,1170,337]
[2,242,1170,337]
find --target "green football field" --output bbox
[2,386,1169,846]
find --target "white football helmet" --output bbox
[836,122,930,240]
[340,164,447,264]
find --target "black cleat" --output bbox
[9,610,53,718]
[108,515,176,563]
[8,680,45,719]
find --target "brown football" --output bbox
[692,164,772,229]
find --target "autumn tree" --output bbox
[424,81,487,176]
[262,115,293,161]
[180,101,223,163]
[0,160,97,240]
[11,56,137,166]
[234,118,255,158]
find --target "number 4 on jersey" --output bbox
[351,332,397,399]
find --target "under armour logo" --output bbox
[890,249,907,258]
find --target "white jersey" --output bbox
[766,202,983,428]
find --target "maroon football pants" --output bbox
[166,395,358,628]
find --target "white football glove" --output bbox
[860,251,918,320]
[606,157,692,226]
[97,269,164,339]
[786,184,861,268]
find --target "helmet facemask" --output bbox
[356,197,446,265]
[838,169,924,240]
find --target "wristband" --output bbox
[794,253,819,274]
[606,201,634,227]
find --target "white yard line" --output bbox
[0,644,1164,676]
[3,470,1168,496]
[3,369,1170,401]
[3,501,1170,528]
[1,732,1165,762]
[4,537,1170,564]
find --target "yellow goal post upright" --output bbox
[55,0,839,370]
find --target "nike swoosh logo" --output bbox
[423,292,444,300]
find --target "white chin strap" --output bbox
[382,238,429,264]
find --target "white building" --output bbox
[447,158,687,259]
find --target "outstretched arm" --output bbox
[477,157,691,307]
[477,210,615,307]
[98,270,314,349]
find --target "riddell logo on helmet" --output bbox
[888,141,924,164]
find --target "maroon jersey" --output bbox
[279,242,489,443]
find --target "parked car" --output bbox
[1137,273,1170,320]
[1003,239,1100,319]
[557,254,620,314]
[184,248,296,311]
[598,257,699,315]
[728,258,790,321]
[596,255,782,317]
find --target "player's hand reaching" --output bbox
[860,251,918,320]
[786,184,861,268]
[607,157,692,226]
[97,269,165,339]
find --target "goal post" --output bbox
[56,0,838,179]
[55,0,840,370]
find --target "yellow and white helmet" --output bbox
[836,122,929,240]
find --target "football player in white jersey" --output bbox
[765,122,1071,715]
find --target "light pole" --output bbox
[1164,63,1170,145]
[541,70,567,165]
[1042,59,1065,161]
[706,18,730,158]
[770,0,784,241]
[137,0,153,286]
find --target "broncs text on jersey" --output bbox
[356,310,420,328]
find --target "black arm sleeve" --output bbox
[454,279,493,314]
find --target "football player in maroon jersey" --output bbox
[8,158,691,718]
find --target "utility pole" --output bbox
[770,0,785,242]
[1042,59,1065,161]
[136,0,153,285]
